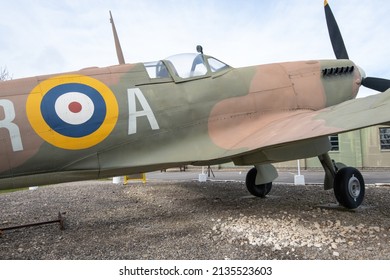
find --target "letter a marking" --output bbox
[127,88,159,135]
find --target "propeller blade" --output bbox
[362,77,390,92]
[324,0,349,59]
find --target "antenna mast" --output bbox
[109,11,125,65]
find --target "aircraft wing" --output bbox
[209,89,390,155]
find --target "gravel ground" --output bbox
[1,179,390,260]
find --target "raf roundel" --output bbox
[26,75,118,150]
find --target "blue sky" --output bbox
[1,0,389,97]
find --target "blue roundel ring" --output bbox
[40,83,107,138]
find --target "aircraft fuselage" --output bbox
[0,57,360,189]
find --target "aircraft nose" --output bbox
[357,65,366,83]
[352,64,365,97]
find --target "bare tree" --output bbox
[0,66,12,81]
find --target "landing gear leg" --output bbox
[318,153,336,190]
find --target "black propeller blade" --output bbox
[362,77,390,93]
[324,0,349,59]
[325,1,390,92]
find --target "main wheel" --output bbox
[245,167,272,198]
[333,167,365,209]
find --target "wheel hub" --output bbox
[348,174,361,200]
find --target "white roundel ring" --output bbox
[54,92,95,125]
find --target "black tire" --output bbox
[245,167,272,198]
[333,167,365,209]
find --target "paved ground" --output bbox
[148,168,390,185]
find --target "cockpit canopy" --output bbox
[144,53,230,81]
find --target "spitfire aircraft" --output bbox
[1,1,389,209]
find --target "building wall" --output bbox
[274,125,390,169]
[361,126,390,167]
[220,125,390,170]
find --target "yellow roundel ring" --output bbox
[26,74,118,150]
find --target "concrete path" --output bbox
[146,168,390,185]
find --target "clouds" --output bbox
[1,0,389,97]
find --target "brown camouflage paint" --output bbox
[208,61,328,151]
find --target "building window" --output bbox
[329,135,339,151]
[379,127,390,150]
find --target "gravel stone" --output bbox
[1,179,390,259]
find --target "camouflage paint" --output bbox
[0,54,378,190]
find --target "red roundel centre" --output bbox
[68,101,82,113]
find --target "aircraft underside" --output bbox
[0,134,364,209]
